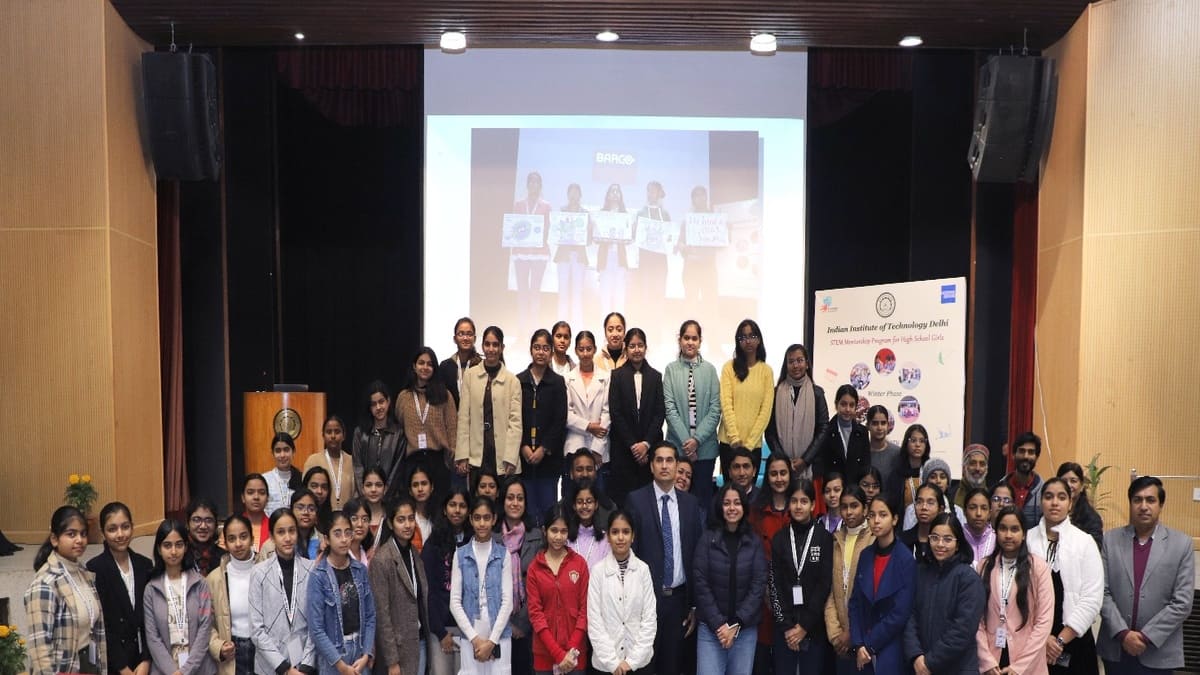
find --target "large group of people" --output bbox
[23,313,1195,675]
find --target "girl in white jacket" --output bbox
[1024,477,1102,674]
[587,510,657,675]
[564,331,611,462]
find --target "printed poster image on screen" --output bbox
[547,211,589,246]
[636,217,679,255]
[685,212,730,247]
[501,213,545,247]
[592,211,634,242]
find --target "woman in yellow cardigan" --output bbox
[719,319,775,481]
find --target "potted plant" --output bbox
[0,623,27,675]
[64,473,100,543]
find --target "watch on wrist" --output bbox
[1054,635,1065,647]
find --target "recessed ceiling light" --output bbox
[440,31,466,52]
[596,30,620,42]
[294,32,305,41]
[899,35,923,47]
[750,33,777,54]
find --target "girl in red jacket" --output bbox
[526,504,590,674]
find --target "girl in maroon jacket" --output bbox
[526,505,589,674]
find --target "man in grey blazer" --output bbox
[1098,475,1195,674]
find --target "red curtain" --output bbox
[809,49,913,128]
[157,179,191,514]
[1005,181,1039,471]
[276,46,422,128]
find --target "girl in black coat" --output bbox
[516,329,569,524]
[87,502,153,675]
[768,478,834,674]
[903,513,986,675]
[606,328,665,507]
[810,385,871,491]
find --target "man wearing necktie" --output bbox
[628,442,703,675]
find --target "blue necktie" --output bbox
[661,494,674,588]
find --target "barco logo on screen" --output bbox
[595,151,636,166]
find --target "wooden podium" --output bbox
[243,391,327,476]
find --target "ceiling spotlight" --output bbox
[596,30,620,42]
[750,33,777,55]
[899,35,923,47]
[440,31,466,53]
[294,32,305,41]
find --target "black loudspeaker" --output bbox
[142,52,221,181]
[967,55,1057,183]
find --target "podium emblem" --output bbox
[273,408,302,439]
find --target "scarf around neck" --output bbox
[502,521,526,605]
[774,374,816,459]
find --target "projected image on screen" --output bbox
[424,49,807,362]
[470,127,762,342]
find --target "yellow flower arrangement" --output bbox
[0,623,26,675]
[64,472,99,515]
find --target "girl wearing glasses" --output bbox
[858,467,883,501]
[900,483,946,561]
[719,319,775,481]
[341,498,375,568]
[885,424,931,510]
[517,329,569,522]
[249,509,316,675]
[289,490,324,560]
[567,480,611,568]
[186,498,221,577]
[989,484,1016,526]
[451,496,515,674]
[903,514,985,675]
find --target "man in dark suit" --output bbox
[1098,476,1195,674]
[628,441,703,675]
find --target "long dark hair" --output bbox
[777,343,810,384]
[150,519,194,578]
[542,504,578,548]
[732,319,767,380]
[709,484,751,534]
[1056,462,1095,518]
[901,423,931,463]
[98,501,133,550]
[405,346,449,405]
[33,506,87,570]
[482,325,506,364]
[495,477,536,532]
[301,465,334,531]
[924,512,972,566]
[428,487,472,556]
[980,506,1032,630]
[342,497,375,552]
[569,480,607,542]
[754,453,794,509]
[359,379,393,430]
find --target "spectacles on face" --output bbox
[190,517,216,526]
[575,498,596,507]
[736,334,761,342]
[293,504,317,514]
[929,534,957,545]
[456,331,475,338]
[991,496,1013,505]
[859,481,879,490]
[350,515,370,524]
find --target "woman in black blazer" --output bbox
[811,385,871,491]
[87,502,153,675]
[606,328,665,508]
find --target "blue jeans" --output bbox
[319,634,365,675]
[697,622,758,675]
[417,638,427,675]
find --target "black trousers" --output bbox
[652,589,688,675]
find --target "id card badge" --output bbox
[791,585,805,605]
[994,626,1007,649]
[417,433,428,449]
[177,650,189,669]
[89,643,98,665]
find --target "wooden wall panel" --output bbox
[0,1,158,541]
[1040,0,1200,542]
[0,229,116,540]
[0,1,107,232]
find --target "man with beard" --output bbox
[995,431,1044,529]
[951,444,989,509]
